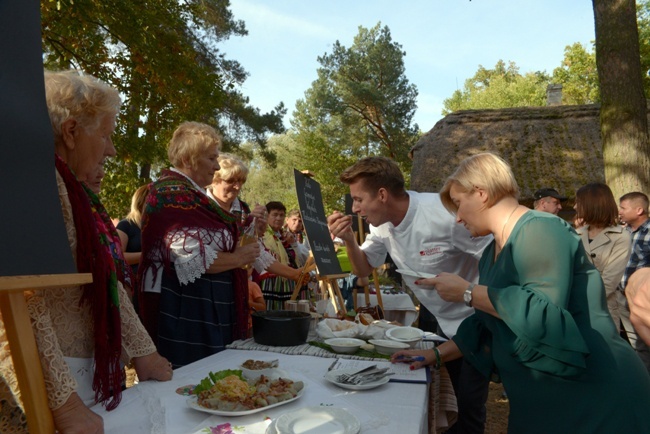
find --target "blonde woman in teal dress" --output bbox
[392,153,650,433]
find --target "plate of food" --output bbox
[274,407,360,434]
[187,370,304,416]
[324,368,390,391]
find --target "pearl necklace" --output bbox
[501,205,519,246]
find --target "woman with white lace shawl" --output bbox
[138,123,261,369]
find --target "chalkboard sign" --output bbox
[294,169,344,277]
[0,1,75,276]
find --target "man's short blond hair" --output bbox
[213,153,249,183]
[167,122,221,170]
[440,153,519,213]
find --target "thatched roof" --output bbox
[410,104,606,205]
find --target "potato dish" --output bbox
[197,374,304,411]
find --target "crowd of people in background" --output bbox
[529,183,650,375]
[6,68,650,434]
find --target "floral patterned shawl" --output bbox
[138,169,249,340]
[54,154,128,411]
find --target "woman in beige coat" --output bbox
[574,182,631,330]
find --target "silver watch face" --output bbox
[463,289,472,305]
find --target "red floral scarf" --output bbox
[55,154,127,411]
[138,169,249,340]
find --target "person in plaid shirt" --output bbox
[618,191,650,372]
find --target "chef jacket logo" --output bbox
[420,247,442,256]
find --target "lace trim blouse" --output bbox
[0,171,156,420]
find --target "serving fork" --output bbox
[336,366,392,385]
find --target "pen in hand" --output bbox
[396,355,426,363]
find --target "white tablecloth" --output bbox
[356,292,418,326]
[92,349,429,434]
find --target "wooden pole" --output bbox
[357,214,384,311]
[329,278,347,317]
[290,256,316,301]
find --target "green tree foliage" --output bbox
[638,0,650,94]
[291,23,420,185]
[552,1,650,104]
[241,132,352,215]
[41,0,286,218]
[552,42,599,104]
[241,134,306,211]
[443,0,650,115]
[442,60,551,114]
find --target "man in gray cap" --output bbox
[533,187,567,215]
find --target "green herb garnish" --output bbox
[193,369,244,394]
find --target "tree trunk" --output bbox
[139,162,152,180]
[593,0,650,199]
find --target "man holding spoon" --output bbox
[327,156,491,434]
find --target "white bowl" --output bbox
[385,326,425,348]
[239,359,282,380]
[324,338,366,354]
[368,339,410,355]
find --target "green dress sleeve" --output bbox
[488,214,590,377]
[452,315,496,380]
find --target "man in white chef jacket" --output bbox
[328,156,491,434]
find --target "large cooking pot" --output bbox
[251,310,311,346]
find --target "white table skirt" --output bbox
[356,292,418,326]
[92,349,429,434]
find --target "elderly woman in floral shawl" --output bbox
[139,122,260,368]
[0,70,171,434]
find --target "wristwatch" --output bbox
[463,283,476,307]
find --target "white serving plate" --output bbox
[187,385,304,416]
[395,269,438,280]
[395,269,438,289]
[273,407,360,434]
[324,368,390,391]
